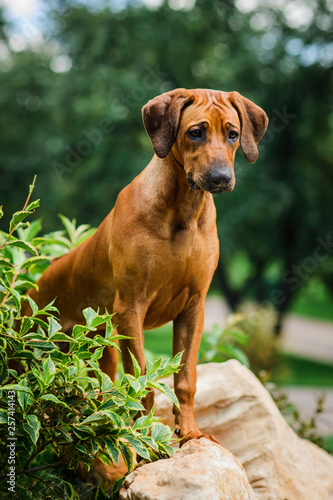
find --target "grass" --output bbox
[272,353,333,388]
[290,278,333,322]
[145,323,173,357]
[212,255,333,322]
[323,435,333,454]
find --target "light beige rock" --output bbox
[119,438,257,500]
[154,360,333,500]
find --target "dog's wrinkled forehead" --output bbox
[180,89,240,125]
[142,87,268,162]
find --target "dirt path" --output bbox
[204,297,333,363]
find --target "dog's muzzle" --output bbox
[187,167,234,194]
[210,168,232,188]
[187,177,201,190]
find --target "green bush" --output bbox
[199,302,279,377]
[198,313,250,368]
[0,179,181,499]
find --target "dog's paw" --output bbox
[197,432,221,445]
[175,428,221,446]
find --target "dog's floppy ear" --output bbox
[228,92,268,163]
[142,89,194,158]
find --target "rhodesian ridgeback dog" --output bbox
[27,88,268,444]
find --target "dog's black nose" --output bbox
[210,168,232,187]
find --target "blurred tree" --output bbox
[0,0,332,331]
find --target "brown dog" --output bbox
[27,89,268,443]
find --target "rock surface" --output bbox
[154,360,333,500]
[119,438,257,500]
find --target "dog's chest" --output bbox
[142,225,218,328]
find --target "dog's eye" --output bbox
[228,130,239,140]
[189,129,202,138]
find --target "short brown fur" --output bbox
[25,88,268,443]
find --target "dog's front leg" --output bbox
[173,298,219,445]
[115,306,154,416]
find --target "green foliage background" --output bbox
[0,0,332,323]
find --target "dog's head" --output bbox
[142,88,268,194]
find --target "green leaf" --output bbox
[72,325,88,338]
[132,405,155,431]
[49,332,75,343]
[125,434,150,460]
[25,199,40,212]
[172,351,183,368]
[20,317,34,335]
[94,485,110,500]
[0,362,8,384]
[75,444,88,454]
[48,316,62,337]
[124,400,145,412]
[0,257,14,269]
[6,239,38,255]
[13,279,37,291]
[102,410,123,428]
[0,409,8,423]
[17,218,42,242]
[224,345,250,367]
[12,350,36,361]
[63,481,76,500]
[22,295,38,316]
[147,358,162,379]
[21,256,50,270]
[1,384,33,395]
[9,287,21,312]
[101,373,112,392]
[151,423,172,443]
[92,443,99,458]
[26,341,56,352]
[104,438,120,466]
[23,414,41,445]
[119,441,133,472]
[129,350,141,379]
[98,450,113,467]
[20,436,34,455]
[126,374,141,394]
[31,368,45,392]
[0,345,7,364]
[22,332,47,340]
[40,394,69,407]
[17,382,31,412]
[90,347,104,362]
[83,307,97,327]
[58,428,72,443]
[226,330,248,346]
[81,412,108,425]
[149,381,179,409]
[112,476,125,497]
[158,442,175,457]
[140,435,159,452]
[73,425,96,440]
[91,314,112,328]
[43,355,56,385]
[9,211,32,233]
[30,236,49,246]
[58,214,76,242]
